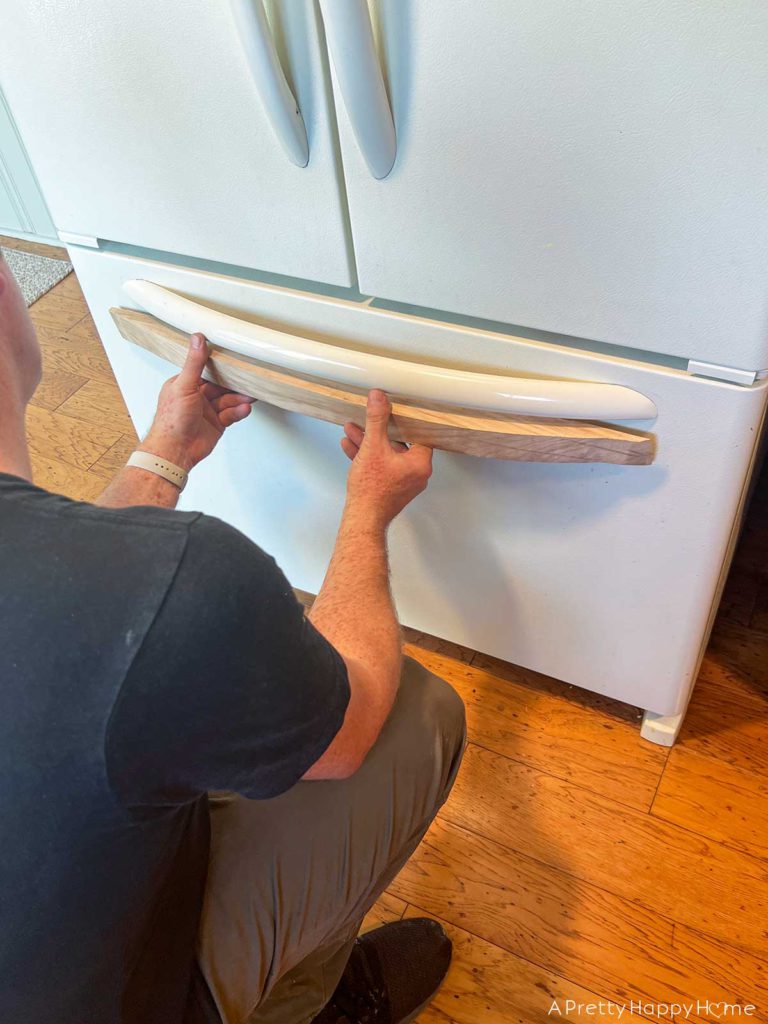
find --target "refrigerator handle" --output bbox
[122,280,658,422]
[319,0,397,179]
[228,0,309,167]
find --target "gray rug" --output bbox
[1,246,72,306]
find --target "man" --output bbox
[0,249,466,1024]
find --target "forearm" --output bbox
[96,465,181,510]
[309,503,402,705]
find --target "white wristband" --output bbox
[126,451,189,492]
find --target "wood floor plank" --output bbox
[671,925,768,994]
[38,333,116,383]
[52,271,84,301]
[57,378,135,437]
[65,312,100,342]
[717,568,761,629]
[676,672,768,777]
[751,580,768,636]
[702,623,768,703]
[89,434,139,482]
[360,892,408,934]
[390,818,767,1024]
[402,909,647,1024]
[26,405,121,471]
[440,743,768,957]
[471,651,643,724]
[652,747,768,861]
[29,368,88,412]
[28,288,86,331]
[402,632,475,664]
[28,454,106,503]
[405,646,667,811]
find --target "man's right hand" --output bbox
[340,389,433,530]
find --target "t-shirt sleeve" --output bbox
[106,514,350,805]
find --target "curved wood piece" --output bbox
[110,307,655,465]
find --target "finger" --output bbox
[361,389,392,449]
[407,443,434,472]
[210,392,256,412]
[200,381,228,400]
[343,421,365,447]
[218,403,252,428]
[390,438,409,453]
[201,381,254,405]
[177,333,209,393]
[340,437,359,461]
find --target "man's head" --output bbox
[0,249,43,408]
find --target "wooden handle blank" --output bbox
[110,307,654,465]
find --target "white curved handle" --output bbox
[123,280,657,421]
[229,0,309,167]
[319,0,396,179]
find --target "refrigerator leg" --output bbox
[640,709,684,747]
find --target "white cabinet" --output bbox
[329,0,768,369]
[0,0,354,286]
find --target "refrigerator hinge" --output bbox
[687,359,757,386]
[57,231,100,249]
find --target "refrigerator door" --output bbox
[69,246,768,719]
[324,0,768,369]
[0,0,354,286]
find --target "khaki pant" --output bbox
[186,657,466,1024]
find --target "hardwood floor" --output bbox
[9,237,768,1023]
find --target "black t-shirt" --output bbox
[0,474,350,1024]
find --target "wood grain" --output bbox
[652,747,768,860]
[29,367,87,411]
[401,909,648,1024]
[671,925,768,998]
[401,630,475,665]
[26,404,121,471]
[28,289,87,331]
[37,329,116,383]
[65,312,100,342]
[28,454,107,503]
[751,580,768,636]
[89,434,139,481]
[57,378,135,436]
[471,650,643,724]
[703,622,768,702]
[404,646,667,811]
[675,672,768,777]
[441,743,768,956]
[390,818,767,1024]
[111,307,655,465]
[360,892,407,934]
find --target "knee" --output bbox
[401,656,467,764]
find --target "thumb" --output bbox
[177,333,209,392]
[362,389,392,448]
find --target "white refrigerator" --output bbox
[3,0,767,744]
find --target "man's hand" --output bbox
[340,389,432,530]
[140,333,254,471]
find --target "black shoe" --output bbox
[311,918,452,1024]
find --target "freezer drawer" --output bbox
[69,245,768,720]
